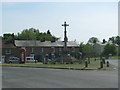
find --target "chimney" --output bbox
[12,33,15,45]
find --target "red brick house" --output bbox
[2,40,80,62]
[2,40,19,63]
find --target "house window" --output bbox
[40,48,44,53]
[30,54,34,57]
[59,48,62,52]
[31,48,34,53]
[5,50,11,54]
[51,47,55,53]
[72,47,75,52]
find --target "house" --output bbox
[2,40,20,63]
[93,42,119,56]
[2,40,80,62]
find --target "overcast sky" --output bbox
[2,2,118,43]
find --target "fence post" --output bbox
[100,61,103,68]
[85,61,88,67]
[107,61,109,67]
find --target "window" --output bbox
[31,48,34,53]
[51,47,55,53]
[72,47,75,52]
[30,54,34,58]
[59,48,62,52]
[40,48,44,53]
[5,50,11,54]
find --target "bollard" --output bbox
[100,61,103,68]
[94,58,96,61]
[45,62,48,64]
[85,61,88,67]
[106,61,109,67]
[35,60,37,63]
[66,62,69,64]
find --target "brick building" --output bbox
[2,40,80,62]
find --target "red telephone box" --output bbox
[19,48,26,64]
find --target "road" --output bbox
[107,59,118,67]
[2,66,118,88]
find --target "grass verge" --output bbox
[1,60,114,70]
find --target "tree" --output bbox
[3,33,14,43]
[79,42,93,59]
[115,36,120,45]
[102,39,107,44]
[102,43,117,57]
[88,37,99,44]
[108,37,116,43]
[47,30,51,35]
[2,28,59,42]
[115,36,120,56]
[15,28,59,41]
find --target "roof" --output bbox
[93,42,119,47]
[2,40,16,48]
[15,40,79,47]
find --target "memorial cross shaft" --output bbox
[62,21,69,54]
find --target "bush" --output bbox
[50,59,56,64]
[66,62,69,64]
[60,62,64,64]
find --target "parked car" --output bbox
[26,57,38,63]
[47,59,51,62]
[9,57,20,63]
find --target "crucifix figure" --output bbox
[62,21,69,54]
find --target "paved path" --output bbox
[2,66,118,88]
[107,59,118,67]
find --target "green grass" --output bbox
[1,60,113,70]
[90,56,120,60]
[110,56,120,59]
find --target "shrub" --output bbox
[50,59,56,64]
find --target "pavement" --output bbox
[106,59,118,69]
[2,66,118,88]
[107,59,118,67]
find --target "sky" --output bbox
[1,2,118,43]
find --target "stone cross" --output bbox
[62,21,69,53]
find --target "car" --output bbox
[26,57,38,63]
[47,59,51,62]
[9,57,20,63]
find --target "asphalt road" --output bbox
[107,59,118,67]
[2,66,118,88]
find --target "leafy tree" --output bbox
[0,36,2,39]
[108,36,120,45]
[3,33,14,43]
[102,39,107,44]
[16,28,38,40]
[88,37,99,44]
[102,43,117,57]
[47,30,51,35]
[79,42,93,59]
[16,28,59,41]
[2,28,59,42]
[108,36,120,56]
[115,36,120,56]
[108,37,116,43]
[115,36,120,45]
